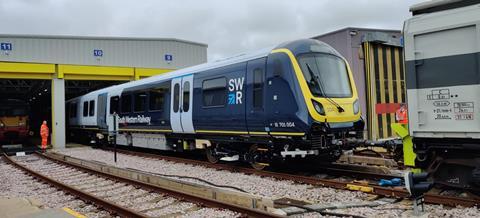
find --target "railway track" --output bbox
[0,156,112,217]
[3,153,278,218]
[102,146,480,208]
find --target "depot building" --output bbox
[0,34,207,148]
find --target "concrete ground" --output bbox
[0,197,84,218]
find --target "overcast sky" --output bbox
[0,0,424,61]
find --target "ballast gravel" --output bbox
[180,207,244,218]
[55,147,480,218]
[0,158,108,218]
[144,201,197,217]
[56,147,370,204]
[326,201,480,218]
[6,155,241,218]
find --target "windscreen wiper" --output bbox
[306,63,345,113]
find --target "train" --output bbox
[0,99,30,144]
[404,0,480,191]
[66,39,363,169]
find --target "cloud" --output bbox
[0,0,424,61]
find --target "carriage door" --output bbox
[246,58,267,133]
[97,93,108,129]
[170,75,194,133]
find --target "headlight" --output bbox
[353,99,360,114]
[19,122,25,126]
[0,122,4,128]
[312,100,325,115]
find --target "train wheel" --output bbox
[206,146,219,164]
[248,144,268,170]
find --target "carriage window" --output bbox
[134,92,147,112]
[149,88,165,111]
[273,59,284,77]
[110,96,119,114]
[202,77,226,107]
[173,84,180,113]
[121,94,132,113]
[183,81,190,112]
[89,100,95,116]
[253,68,263,108]
[83,101,88,117]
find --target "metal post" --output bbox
[413,197,419,216]
[413,196,425,216]
[113,112,117,163]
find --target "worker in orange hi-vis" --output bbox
[40,120,49,152]
[395,103,409,125]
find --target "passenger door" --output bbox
[97,93,107,129]
[170,75,195,133]
[246,58,267,133]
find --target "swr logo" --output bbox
[228,77,244,105]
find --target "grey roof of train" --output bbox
[409,0,480,14]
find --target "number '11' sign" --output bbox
[1,43,13,51]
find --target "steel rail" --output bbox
[38,152,282,218]
[2,153,147,218]
[104,147,480,207]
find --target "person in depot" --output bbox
[395,103,408,125]
[40,120,49,152]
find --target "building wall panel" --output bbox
[0,35,207,69]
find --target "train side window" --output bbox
[134,92,147,112]
[202,77,226,107]
[89,100,95,116]
[83,101,88,117]
[273,59,284,77]
[121,94,132,113]
[253,68,264,108]
[173,83,180,113]
[183,81,190,112]
[149,88,165,111]
[110,96,119,114]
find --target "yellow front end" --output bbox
[1,116,28,127]
[273,48,361,124]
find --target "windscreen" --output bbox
[298,53,352,98]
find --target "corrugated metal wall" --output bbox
[0,35,207,69]
[363,42,406,140]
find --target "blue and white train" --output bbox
[66,39,363,169]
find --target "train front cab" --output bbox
[0,100,30,144]
[250,39,362,164]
